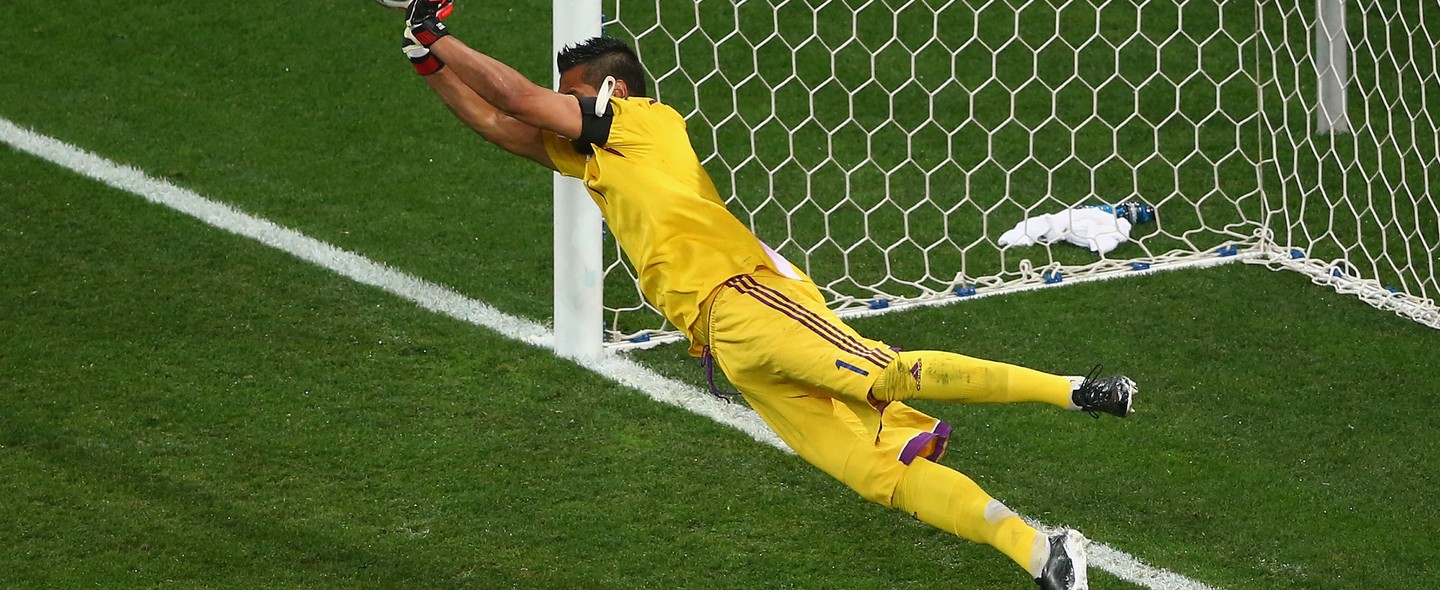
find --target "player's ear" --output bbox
[612,79,630,99]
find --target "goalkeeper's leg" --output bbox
[740,388,1049,578]
[870,350,1077,408]
[869,351,1138,418]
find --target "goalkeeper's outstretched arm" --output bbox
[423,35,585,140]
[398,3,589,168]
[415,67,556,169]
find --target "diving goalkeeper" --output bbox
[392,3,1137,589]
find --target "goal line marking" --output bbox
[1,116,1220,590]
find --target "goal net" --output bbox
[1253,0,1439,328]
[588,0,1438,346]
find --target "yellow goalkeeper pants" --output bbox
[698,268,1073,576]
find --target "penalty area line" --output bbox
[0,115,1219,590]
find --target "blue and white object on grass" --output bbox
[998,207,1135,255]
[1085,201,1155,225]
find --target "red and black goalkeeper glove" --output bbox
[399,0,452,75]
[403,0,453,52]
[403,28,444,75]
[404,0,454,27]
[408,17,450,48]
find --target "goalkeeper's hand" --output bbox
[403,28,445,75]
[405,0,452,49]
[405,0,454,27]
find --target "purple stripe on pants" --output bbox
[897,420,953,465]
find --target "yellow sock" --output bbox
[871,350,1073,408]
[892,457,1048,576]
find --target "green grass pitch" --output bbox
[2,1,1438,588]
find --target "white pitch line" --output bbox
[1089,543,1221,590]
[1,116,1219,590]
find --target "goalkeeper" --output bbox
[392,3,1136,589]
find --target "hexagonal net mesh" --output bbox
[1253,0,1439,329]
[591,0,1437,346]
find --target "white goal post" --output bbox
[554,0,1439,352]
[552,0,605,359]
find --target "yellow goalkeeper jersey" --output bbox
[542,96,778,354]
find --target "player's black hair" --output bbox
[556,37,649,98]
